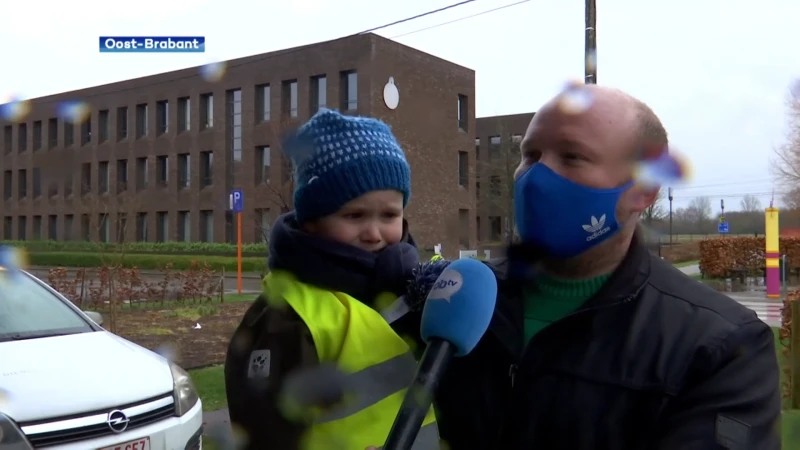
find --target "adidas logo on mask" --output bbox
[583,215,611,242]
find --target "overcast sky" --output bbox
[2,0,798,213]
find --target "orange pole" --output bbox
[237,212,243,294]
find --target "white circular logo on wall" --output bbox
[383,77,400,110]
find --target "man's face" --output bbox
[515,88,655,219]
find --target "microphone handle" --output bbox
[383,339,455,450]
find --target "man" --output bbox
[428,85,781,450]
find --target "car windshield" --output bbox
[0,271,93,342]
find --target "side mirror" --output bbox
[84,311,104,326]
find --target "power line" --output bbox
[362,0,477,35]
[670,178,774,190]
[389,0,532,39]
[17,0,486,104]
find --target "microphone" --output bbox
[383,258,498,450]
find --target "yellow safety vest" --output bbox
[430,254,444,262]
[265,271,440,450]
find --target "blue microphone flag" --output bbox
[420,258,497,357]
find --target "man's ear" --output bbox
[627,184,660,214]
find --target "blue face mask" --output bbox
[514,163,633,259]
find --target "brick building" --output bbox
[474,112,534,244]
[0,33,478,257]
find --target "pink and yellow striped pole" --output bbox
[765,207,780,299]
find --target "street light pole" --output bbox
[668,187,674,246]
[585,0,597,84]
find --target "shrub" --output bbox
[0,240,268,255]
[698,237,800,278]
[29,251,267,272]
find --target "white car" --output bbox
[0,270,203,450]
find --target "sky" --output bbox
[2,0,799,212]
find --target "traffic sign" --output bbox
[230,189,244,213]
[718,221,729,234]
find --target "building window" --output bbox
[48,215,57,240]
[457,94,468,131]
[200,93,214,129]
[136,212,148,242]
[99,214,110,243]
[200,210,213,242]
[156,155,168,187]
[136,103,148,138]
[32,168,41,198]
[458,151,468,187]
[256,208,271,242]
[32,120,42,151]
[255,145,270,184]
[310,75,327,113]
[178,153,190,188]
[281,152,293,185]
[475,138,480,161]
[17,169,27,199]
[156,100,168,135]
[64,214,73,240]
[177,97,190,132]
[256,84,271,122]
[18,216,27,241]
[47,180,58,198]
[136,157,148,191]
[98,110,109,143]
[156,212,168,242]
[228,89,242,162]
[98,161,109,194]
[489,135,501,153]
[200,151,213,187]
[80,118,91,145]
[341,71,357,111]
[116,212,128,243]
[32,216,42,240]
[117,106,128,140]
[3,125,11,154]
[3,171,11,200]
[489,175,502,197]
[489,216,502,241]
[178,211,190,242]
[282,80,298,118]
[2,217,11,240]
[64,120,74,147]
[80,214,90,241]
[80,163,91,195]
[476,181,481,200]
[459,209,469,248]
[47,119,57,148]
[64,173,73,197]
[17,123,27,152]
[117,159,128,193]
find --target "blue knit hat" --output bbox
[283,109,411,223]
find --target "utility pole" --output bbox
[585,0,597,84]
[668,187,674,246]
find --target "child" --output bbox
[224,109,439,450]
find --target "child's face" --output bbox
[306,190,404,253]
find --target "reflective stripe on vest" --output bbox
[266,271,440,450]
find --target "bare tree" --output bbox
[783,187,800,210]
[772,81,800,187]
[641,188,667,224]
[740,194,763,213]
[478,129,520,244]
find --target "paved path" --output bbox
[679,264,701,276]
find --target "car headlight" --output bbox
[0,412,33,450]
[170,362,199,416]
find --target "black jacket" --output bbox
[434,240,781,450]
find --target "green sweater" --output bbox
[524,273,612,344]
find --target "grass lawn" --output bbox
[673,260,699,268]
[188,328,800,447]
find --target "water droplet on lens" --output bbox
[200,61,227,82]
[558,83,593,115]
[155,342,178,362]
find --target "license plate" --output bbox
[98,436,150,450]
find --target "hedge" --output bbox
[27,251,267,272]
[0,240,268,255]
[698,237,800,278]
